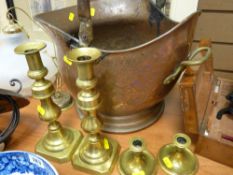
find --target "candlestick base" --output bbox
[36,126,82,163]
[72,135,119,175]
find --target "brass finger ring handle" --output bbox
[163,47,211,85]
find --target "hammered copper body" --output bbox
[35,0,201,133]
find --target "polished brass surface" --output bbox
[14,41,82,163]
[163,47,211,85]
[35,0,201,132]
[157,133,198,175]
[119,137,157,175]
[67,47,119,174]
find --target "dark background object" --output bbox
[216,91,233,120]
[0,95,19,149]
[5,0,17,21]
[155,0,167,9]
[0,89,29,113]
[0,89,29,150]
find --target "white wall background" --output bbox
[169,0,199,22]
[0,1,8,29]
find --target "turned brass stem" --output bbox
[69,47,104,155]
[14,41,82,163]
[67,47,119,175]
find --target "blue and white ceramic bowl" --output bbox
[0,151,58,175]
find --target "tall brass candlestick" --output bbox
[14,41,82,162]
[66,47,119,175]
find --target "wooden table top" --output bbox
[1,87,232,175]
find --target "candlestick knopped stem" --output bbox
[14,41,82,163]
[68,47,120,174]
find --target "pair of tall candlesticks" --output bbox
[14,41,119,175]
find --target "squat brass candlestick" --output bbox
[119,137,157,175]
[14,41,82,163]
[157,133,198,175]
[66,47,119,175]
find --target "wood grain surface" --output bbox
[0,87,232,175]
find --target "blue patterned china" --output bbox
[0,151,58,175]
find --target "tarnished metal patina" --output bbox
[35,0,201,133]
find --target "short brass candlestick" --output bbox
[119,137,157,175]
[14,41,82,163]
[157,133,198,175]
[67,47,119,175]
